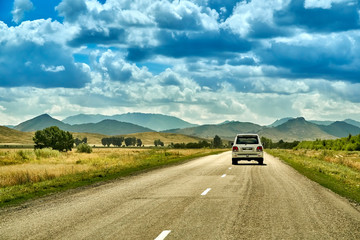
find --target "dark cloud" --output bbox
[247,20,291,39]
[274,0,360,32]
[227,57,257,66]
[68,27,127,47]
[0,42,91,88]
[127,30,252,61]
[259,39,360,82]
[56,0,87,23]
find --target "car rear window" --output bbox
[236,136,259,144]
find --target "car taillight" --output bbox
[256,146,263,152]
[232,146,239,152]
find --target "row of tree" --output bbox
[33,126,225,151]
[260,137,300,149]
[101,137,143,147]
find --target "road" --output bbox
[0,152,359,239]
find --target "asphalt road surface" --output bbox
[0,152,359,239]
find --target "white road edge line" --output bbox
[201,188,212,196]
[221,174,226,178]
[155,230,171,240]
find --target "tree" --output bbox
[154,139,164,147]
[213,135,222,148]
[33,126,74,152]
[74,137,88,146]
[136,138,142,147]
[125,137,136,146]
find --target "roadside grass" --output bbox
[0,148,227,207]
[266,149,360,204]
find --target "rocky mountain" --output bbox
[62,113,197,131]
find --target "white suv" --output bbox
[232,134,264,165]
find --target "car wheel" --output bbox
[258,159,264,165]
[232,159,237,165]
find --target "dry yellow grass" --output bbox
[0,148,222,188]
[286,149,360,172]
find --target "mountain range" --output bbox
[3,114,360,142]
[62,113,197,131]
[166,117,360,141]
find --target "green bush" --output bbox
[295,134,360,151]
[77,143,92,153]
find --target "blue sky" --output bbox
[0,0,360,125]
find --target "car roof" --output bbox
[236,134,259,137]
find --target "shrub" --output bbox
[77,143,92,153]
[34,148,60,159]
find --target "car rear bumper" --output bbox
[232,153,263,160]
[232,157,263,161]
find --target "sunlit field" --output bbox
[0,147,227,206]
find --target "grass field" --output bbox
[266,149,360,204]
[0,147,227,207]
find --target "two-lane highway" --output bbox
[0,152,359,239]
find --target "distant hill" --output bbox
[14,114,154,136]
[320,121,360,138]
[259,117,336,141]
[14,114,72,132]
[165,121,263,140]
[309,120,334,126]
[71,120,153,135]
[344,119,360,128]
[0,126,34,144]
[62,113,197,131]
[268,117,294,127]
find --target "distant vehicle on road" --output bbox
[232,134,264,165]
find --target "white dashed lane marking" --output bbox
[201,188,211,196]
[154,230,171,240]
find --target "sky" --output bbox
[0,0,360,126]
